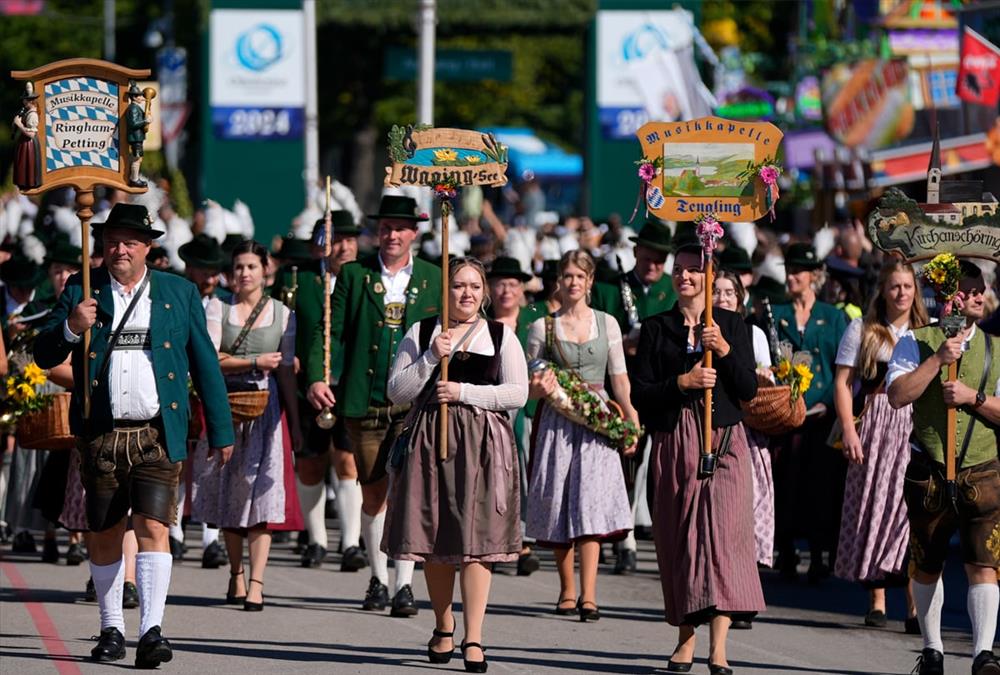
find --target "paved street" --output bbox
[0,526,983,675]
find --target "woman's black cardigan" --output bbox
[630,306,758,434]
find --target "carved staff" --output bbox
[696,215,724,466]
[316,177,336,430]
[438,197,453,461]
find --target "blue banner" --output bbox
[598,107,649,140]
[211,107,304,140]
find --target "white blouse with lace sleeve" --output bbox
[388,320,528,412]
[524,311,626,376]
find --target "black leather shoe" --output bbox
[169,537,185,561]
[390,584,418,617]
[913,648,944,675]
[135,626,172,669]
[362,577,389,611]
[84,577,97,603]
[301,543,327,568]
[201,540,227,569]
[613,549,637,575]
[666,659,693,672]
[577,599,600,622]
[731,618,753,630]
[864,609,887,627]
[90,626,125,662]
[66,543,86,566]
[427,624,455,664]
[122,581,140,609]
[709,664,733,675]
[12,531,36,553]
[341,545,368,572]
[973,651,1000,675]
[243,578,264,612]
[461,641,488,673]
[42,538,59,563]
[517,551,540,576]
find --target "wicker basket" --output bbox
[17,392,75,450]
[228,390,270,422]
[741,377,807,436]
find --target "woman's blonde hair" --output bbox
[449,256,491,312]
[856,261,928,379]
[557,249,596,279]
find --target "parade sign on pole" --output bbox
[384,125,509,459]
[634,116,783,223]
[10,58,152,419]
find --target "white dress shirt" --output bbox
[379,253,413,305]
[64,268,160,420]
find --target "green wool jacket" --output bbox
[771,301,847,409]
[307,253,441,418]
[125,102,146,144]
[590,272,676,333]
[910,325,1000,468]
[33,268,234,462]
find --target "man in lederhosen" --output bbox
[887,261,999,675]
[34,203,234,667]
[307,195,440,615]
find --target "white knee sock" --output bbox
[622,529,637,552]
[336,478,362,549]
[912,577,945,652]
[297,478,328,550]
[968,583,999,655]
[169,483,185,541]
[362,510,388,585]
[201,524,219,549]
[136,552,173,638]
[394,560,415,593]
[90,559,125,633]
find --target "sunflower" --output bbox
[23,362,46,387]
[795,363,814,392]
[14,382,35,402]
[775,360,791,381]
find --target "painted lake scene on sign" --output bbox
[661,142,754,198]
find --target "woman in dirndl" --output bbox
[193,240,300,612]
[524,249,639,622]
[12,83,41,191]
[385,257,527,673]
[633,244,763,675]
[833,260,926,632]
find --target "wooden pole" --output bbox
[323,177,332,386]
[703,257,714,455]
[439,200,450,461]
[946,361,957,482]
[76,189,94,420]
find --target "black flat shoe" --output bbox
[577,599,600,622]
[666,659,693,673]
[201,540,227,569]
[427,624,455,664]
[555,596,576,615]
[864,609,887,627]
[461,641,487,673]
[122,581,140,609]
[341,545,368,572]
[517,551,540,576]
[135,625,172,669]
[973,650,1000,675]
[301,543,327,568]
[390,584,419,617]
[613,549,637,575]
[362,577,389,611]
[709,664,733,675]
[226,568,246,605]
[90,626,126,662]
[913,647,944,675]
[84,577,97,603]
[904,616,921,635]
[169,536,185,562]
[66,543,86,566]
[243,578,264,611]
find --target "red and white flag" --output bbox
[957,27,1000,107]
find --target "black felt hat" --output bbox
[487,256,532,282]
[629,218,673,253]
[718,246,752,273]
[45,241,84,268]
[179,234,224,270]
[672,222,699,249]
[147,247,170,266]
[783,243,823,270]
[367,195,428,223]
[94,203,164,238]
[277,237,313,263]
[1,255,44,287]
[313,211,363,240]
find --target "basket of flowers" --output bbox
[6,362,75,450]
[529,359,642,450]
[741,344,812,436]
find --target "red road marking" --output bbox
[1,560,84,675]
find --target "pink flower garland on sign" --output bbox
[630,157,663,223]
[695,214,724,265]
[737,158,782,222]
